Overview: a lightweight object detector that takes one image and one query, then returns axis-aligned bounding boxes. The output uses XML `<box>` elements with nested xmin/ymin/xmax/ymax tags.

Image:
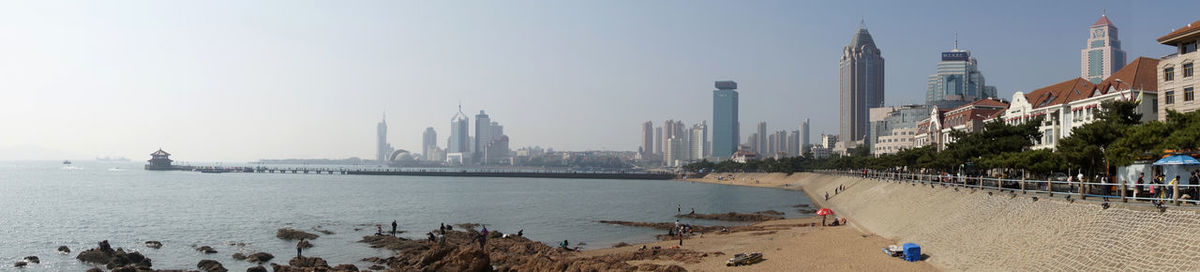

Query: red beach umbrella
<box><xmin>815</xmin><ymin>208</ymin><xmax>833</xmax><ymax>216</ymax></box>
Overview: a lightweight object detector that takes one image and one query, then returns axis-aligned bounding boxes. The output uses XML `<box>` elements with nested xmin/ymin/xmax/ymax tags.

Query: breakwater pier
<box><xmin>161</xmin><ymin>166</ymin><xmax>677</xmax><ymax>180</ymax></box>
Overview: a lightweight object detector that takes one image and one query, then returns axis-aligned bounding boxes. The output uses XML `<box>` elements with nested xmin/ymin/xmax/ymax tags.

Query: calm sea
<box><xmin>0</xmin><ymin>161</ymin><xmax>810</xmax><ymax>271</ymax></box>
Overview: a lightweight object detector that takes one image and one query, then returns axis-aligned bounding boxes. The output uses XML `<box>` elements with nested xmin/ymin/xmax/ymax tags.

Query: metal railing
<box><xmin>816</xmin><ymin>169</ymin><xmax>1200</xmax><ymax>206</ymax></box>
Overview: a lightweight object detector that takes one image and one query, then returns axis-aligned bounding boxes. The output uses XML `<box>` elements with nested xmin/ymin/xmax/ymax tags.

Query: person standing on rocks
<box><xmin>296</xmin><ymin>239</ymin><xmax>304</xmax><ymax>258</ymax></box>
<box><xmin>479</xmin><ymin>226</ymin><xmax>489</xmax><ymax>248</ymax></box>
<box><xmin>391</xmin><ymin>220</ymin><xmax>398</xmax><ymax>237</ymax></box>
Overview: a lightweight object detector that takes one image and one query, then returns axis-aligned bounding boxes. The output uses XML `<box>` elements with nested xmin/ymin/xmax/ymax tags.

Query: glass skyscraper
<box><xmin>712</xmin><ymin>81</ymin><xmax>739</xmax><ymax>159</ymax></box>
<box><xmin>926</xmin><ymin>40</ymin><xmax>997</xmax><ymax>109</ymax></box>
<box><xmin>1081</xmin><ymin>11</ymin><xmax>1126</xmax><ymax>83</ymax></box>
<box><xmin>840</xmin><ymin>23</ymin><xmax>885</xmax><ymax>145</ymax></box>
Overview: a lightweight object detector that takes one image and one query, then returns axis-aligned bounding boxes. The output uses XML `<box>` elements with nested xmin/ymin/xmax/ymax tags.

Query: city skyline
<box><xmin>1</xmin><ymin>1</ymin><xmax>1197</xmax><ymax>161</ymax></box>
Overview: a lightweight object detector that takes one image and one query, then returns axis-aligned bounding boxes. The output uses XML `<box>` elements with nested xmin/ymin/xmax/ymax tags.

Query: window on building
<box><xmin>1186</xmin><ymin>63</ymin><xmax>1195</xmax><ymax>78</ymax></box>
<box><xmin>1165</xmin><ymin>67</ymin><xmax>1175</xmax><ymax>81</ymax></box>
<box><xmin>1184</xmin><ymin>42</ymin><xmax>1198</xmax><ymax>54</ymax></box>
<box><xmin>1187</xmin><ymin>87</ymin><xmax>1195</xmax><ymax>102</ymax></box>
<box><xmin>1167</xmin><ymin>90</ymin><xmax>1176</xmax><ymax>104</ymax></box>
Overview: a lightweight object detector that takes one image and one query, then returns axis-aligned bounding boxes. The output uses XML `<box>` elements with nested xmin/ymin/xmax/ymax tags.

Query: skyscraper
<box><xmin>787</xmin><ymin>130</ymin><xmax>800</xmax><ymax>156</ymax></box>
<box><xmin>640</xmin><ymin>121</ymin><xmax>654</xmax><ymax>156</ymax></box>
<box><xmin>474</xmin><ymin>110</ymin><xmax>492</xmax><ymax>160</ymax></box>
<box><xmin>448</xmin><ymin>106</ymin><xmax>470</xmax><ymax>154</ymax></box>
<box><xmin>689</xmin><ymin>121</ymin><xmax>708</xmax><ymax>161</ymax></box>
<box><xmin>712</xmin><ymin>81</ymin><xmax>739</xmax><ymax>159</ymax></box>
<box><xmin>926</xmin><ymin>35</ymin><xmax>997</xmax><ymax>109</ymax></box>
<box><xmin>840</xmin><ymin>21</ymin><xmax>885</xmax><ymax>145</ymax></box>
<box><xmin>800</xmin><ymin>119</ymin><xmax>810</xmax><ymax>155</ymax></box>
<box><xmin>376</xmin><ymin>115</ymin><xmax>391</xmax><ymax>163</ymax></box>
<box><xmin>422</xmin><ymin>127</ymin><xmax>438</xmax><ymax>161</ymax></box>
<box><xmin>756</xmin><ymin>122</ymin><xmax>767</xmax><ymax>154</ymax></box>
<box><xmin>654</xmin><ymin>127</ymin><xmax>663</xmax><ymax>155</ymax></box>
<box><xmin>1081</xmin><ymin>10</ymin><xmax>1126</xmax><ymax>83</ymax></box>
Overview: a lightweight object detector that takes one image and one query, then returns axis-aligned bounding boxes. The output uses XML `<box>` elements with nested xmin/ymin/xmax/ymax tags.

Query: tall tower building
<box><xmin>448</xmin><ymin>105</ymin><xmax>470</xmax><ymax>154</ymax></box>
<box><xmin>712</xmin><ymin>81</ymin><xmax>739</xmax><ymax>159</ymax></box>
<box><xmin>756</xmin><ymin>122</ymin><xmax>767</xmax><ymax>154</ymax></box>
<box><xmin>689</xmin><ymin>121</ymin><xmax>708</xmax><ymax>161</ymax></box>
<box><xmin>640</xmin><ymin>121</ymin><xmax>655</xmax><ymax>156</ymax></box>
<box><xmin>654</xmin><ymin>127</ymin><xmax>663</xmax><ymax>155</ymax></box>
<box><xmin>800</xmin><ymin>119</ymin><xmax>810</xmax><ymax>155</ymax></box>
<box><xmin>422</xmin><ymin>127</ymin><xmax>438</xmax><ymax>160</ymax></box>
<box><xmin>1081</xmin><ymin>10</ymin><xmax>1126</xmax><ymax>83</ymax></box>
<box><xmin>840</xmin><ymin>21</ymin><xmax>885</xmax><ymax>145</ymax></box>
<box><xmin>377</xmin><ymin>115</ymin><xmax>390</xmax><ymax>163</ymax></box>
<box><xmin>474</xmin><ymin>110</ymin><xmax>492</xmax><ymax>160</ymax></box>
<box><xmin>927</xmin><ymin>35</ymin><xmax>997</xmax><ymax>109</ymax></box>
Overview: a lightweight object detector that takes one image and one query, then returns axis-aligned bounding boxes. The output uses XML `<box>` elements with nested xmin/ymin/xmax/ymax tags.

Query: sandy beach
<box><xmin>573</xmin><ymin>172</ymin><xmax>938</xmax><ymax>272</ymax></box>
<box><xmin>580</xmin><ymin>217</ymin><xmax>936</xmax><ymax>271</ymax></box>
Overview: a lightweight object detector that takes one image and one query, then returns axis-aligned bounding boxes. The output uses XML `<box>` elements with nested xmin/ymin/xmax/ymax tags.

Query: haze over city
<box><xmin>1</xmin><ymin>0</ymin><xmax>1196</xmax><ymax>161</ymax></box>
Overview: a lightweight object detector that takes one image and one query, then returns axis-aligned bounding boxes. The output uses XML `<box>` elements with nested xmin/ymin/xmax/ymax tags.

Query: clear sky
<box><xmin>0</xmin><ymin>0</ymin><xmax>1196</xmax><ymax>161</ymax></box>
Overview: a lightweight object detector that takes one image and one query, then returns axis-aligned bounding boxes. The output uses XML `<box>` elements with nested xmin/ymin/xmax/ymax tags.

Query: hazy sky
<box><xmin>1</xmin><ymin>0</ymin><xmax>1196</xmax><ymax>161</ymax></box>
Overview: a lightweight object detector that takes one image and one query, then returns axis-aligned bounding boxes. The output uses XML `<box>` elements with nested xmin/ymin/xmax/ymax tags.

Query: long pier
<box><xmin>161</xmin><ymin>166</ymin><xmax>677</xmax><ymax>180</ymax></box>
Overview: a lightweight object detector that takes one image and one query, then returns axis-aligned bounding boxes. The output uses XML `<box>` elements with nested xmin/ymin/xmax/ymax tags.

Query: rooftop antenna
<box><xmin>1102</xmin><ymin>8</ymin><xmax>1106</xmax><ymax>17</ymax></box>
<box><xmin>860</xmin><ymin>18</ymin><xmax>865</xmax><ymax>28</ymax></box>
<box><xmin>954</xmin><ymin>32</ymin><xmax>958</xmax><ymax>50</ymax></box>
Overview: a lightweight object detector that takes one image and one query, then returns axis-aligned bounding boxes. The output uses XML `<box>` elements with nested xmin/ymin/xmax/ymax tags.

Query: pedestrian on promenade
<box><xmin>1135</xmin><ymin>173</ymin><xmax>1144</xmax><ymax>199</ymax></box>
<box><xmin>391</xmin><ymin>220</ymin><xmax>398</xmax><ymax>237</ymax></box>
<box><xmin>1171</xmin><ymin>176</ymin><xmax>1180</xmax><ymax>200</ymax></box>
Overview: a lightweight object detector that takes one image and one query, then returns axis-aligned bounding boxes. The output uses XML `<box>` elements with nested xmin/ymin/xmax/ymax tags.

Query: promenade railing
<box><xmin>815</xmin><ymin>169</ymin><xmax>1200</xmax><ymax>206</ymax></box>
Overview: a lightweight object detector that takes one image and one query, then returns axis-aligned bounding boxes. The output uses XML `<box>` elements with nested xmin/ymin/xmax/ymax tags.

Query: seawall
<box><xmin>797</xmin><ymin>173</ymin><xmax>1200</xmax><ymax>271</ymax></box>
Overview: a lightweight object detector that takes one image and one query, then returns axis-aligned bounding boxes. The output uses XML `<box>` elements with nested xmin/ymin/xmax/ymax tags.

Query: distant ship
<box><xmin>62</xmin><ymin>160</ymin><xmax>71</xmax><ymax>165</ymax></box>
<box><xmin>96</xmin><ymin>156</ymin><xmax>131</xmax><ymax>162</ymax></box>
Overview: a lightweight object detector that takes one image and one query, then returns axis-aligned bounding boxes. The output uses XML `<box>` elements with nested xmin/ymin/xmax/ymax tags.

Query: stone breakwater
<box><xmin>798</xmin><ymin>173</ymin><xmax>1200</xmax><ymax>271</ymax></box>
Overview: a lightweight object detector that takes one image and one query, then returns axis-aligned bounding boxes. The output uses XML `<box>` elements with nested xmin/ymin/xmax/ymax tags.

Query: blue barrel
<box><xmin>903</xmin><ymin>243</ymin><xmax>921</xmax><ymax>262</ymax></box>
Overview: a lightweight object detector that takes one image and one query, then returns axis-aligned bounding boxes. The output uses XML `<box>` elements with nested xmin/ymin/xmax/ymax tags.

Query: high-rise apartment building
<box><xmin>840</xmin><ymin>22</ymin><xmax>885</xmax><ymax>145</ymax></box>
<box><xmin>640</xmin><ymin>121</ymin><xmax>655</xmax><ymax>156</ymax></box>
<box><xmin>756</xmin><ymin>122</ymin><xmax>767</xmax><ymax>154</ymax></box>
<box><xmin>787</xmin><ymin>130</ymin><xmax>800</xmax><ymax>156</ymax></box>
<box><xmin>654</xmin><ymin>127</ymin><xmax>663</xmax><ymax>155</ymax></box>
<box><xmin>927</xmin><ymin>37</ymin><xmax>997</xmax><ymax>109</ymax></box>
<box><xmin>1082</xmin><ymin>11</ymin><xmax>1127</xmax><ymax>83</ymax></box>
<box><xmin>474</xmin><ymin>110</ymin><xmax>492</xmax><ymax>160</ymax></box>
<box><xmin>712</xmin><ymin>81</ymin><xmax>740</xmax><ymax>159</ymax></box>
<box><xmin>689</xmin><ymin>122</ymin><xmax>708</xmax><ymax>161</ymax></box>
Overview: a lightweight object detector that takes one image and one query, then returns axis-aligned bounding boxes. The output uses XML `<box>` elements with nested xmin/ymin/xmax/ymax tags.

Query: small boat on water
<box><xmin>62</xmin><ymin>160</ymin><xmax>71</xmax><ymax>165</ymax></box>
<box><xmin>726</xmin><ymin>252</ymin><xmax>763</xmax><ymax>266</ymax></box>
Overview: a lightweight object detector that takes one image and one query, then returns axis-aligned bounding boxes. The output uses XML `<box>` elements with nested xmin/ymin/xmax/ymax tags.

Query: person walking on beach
<box><xmin>296</xmin><ymin>239</ymin><xmax>304</xmax><ymax>258</ymax></box>
<box><xmin>391</xmin><ymin>220</ymin><xmax>398</xmax><ymax>237</ymax></box>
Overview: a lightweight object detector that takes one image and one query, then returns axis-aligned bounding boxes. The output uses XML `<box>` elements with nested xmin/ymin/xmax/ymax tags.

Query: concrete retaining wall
<box><xmin>797</xmin><ymin>173</ymin><xmax>1200</xmax><ymax>271</ymax></box>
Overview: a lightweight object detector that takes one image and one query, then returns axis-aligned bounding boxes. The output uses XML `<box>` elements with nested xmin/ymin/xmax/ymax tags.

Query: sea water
<box><xmin>0</xmin><ymin>161</ymin><xmax>810</xmax><ymax>271</ymax></box>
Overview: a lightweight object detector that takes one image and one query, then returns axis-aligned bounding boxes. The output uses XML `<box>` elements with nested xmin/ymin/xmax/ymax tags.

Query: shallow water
<box><xmin>0</xmin><ymin>161</ymin><xmax>810</xmax><ymax>271</ymax></box>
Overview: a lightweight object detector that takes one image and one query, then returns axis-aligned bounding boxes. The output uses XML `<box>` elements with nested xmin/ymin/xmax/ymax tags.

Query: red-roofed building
<box><xmin>1003</xmin><ymin>57</ymin><xmax>1159</xmax><ymax>150</ymax></box>
<box><xmin>913</xmin><ymin>99</ymin><xmax>1009</xmax><ymax>151</ymax></box>
<box><xmin>1157</xmin><ymin>19</ymin><xmax>1200</xmax><ymax>121</ymax></box>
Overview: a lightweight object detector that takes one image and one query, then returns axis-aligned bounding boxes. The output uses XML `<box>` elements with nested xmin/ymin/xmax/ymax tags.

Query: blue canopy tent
<box><xmin>1154</xmin><ymin>155</ymin><xmax>1200</xmax><ymax>166</ymax></box>
<box><xmin>1153</xmin><ymin>155</ymin><xmax>1200</xmax><ymax>185</ymax></box>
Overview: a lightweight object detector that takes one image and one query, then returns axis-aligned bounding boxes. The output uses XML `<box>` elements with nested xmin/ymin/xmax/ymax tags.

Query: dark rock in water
<box><xmin>13</xmin><ymin>261</ymin><xmax>27</xmax><ymax>267</ymax></box>
<box><xmin>754</xmin><ymin>210</ymin><xmax>785</xmax><ymax>216</ymax></box>
<box><xmin>288</xmin><ymin>256</ymin><xmax>330</xmax><ymax>268</ymax></box>
<box><xmin>454</xmin><ymin>223</ymin><xmax>482</xmax><ymax>231</ymax></box>
<box><xmin>368</xmin><ymin>264</ymin><xmax>385</xmax><ymax>270</ymax></box>
<box><xmin>245</xmin><ymin>252</ymin><xmax>274</xmax><ymax>263</ymax></box>
<box><xmin>196</xmin><ymin>245</ymin><xmax>218</xmax><ymax>254</ymax></box>
<box><xmin>231</xmin><ymin>253</ymin><xmax>247</xmax><ymax>260</ymax></box>
<box><xmin>111</xmin><ymin>266</ymin><xmax>137</xmax><ymax>272</ymax></box>
<box><xmin>297</xmin><ymin>240</ymin><xmax>314</xmax><ymax>248</ymax></box>
<box><xmin>332</xmin><ymin>264</ymin><xmax>359</xmax><ymax>271</ymax></box>
<box><xmin>197</xmin><ymin>259</ymin><xmax>227</xmax><ymax>272</ymax></box>
<box><xmin>144</xmin><ymin>241</ymin><xmax>163</xmax><ymax>249</ymax></box>
<box><xmin>276</xmin><ymin>228</ymin><xmax>319</xmax><ymax>240</ymax></box>
<box><xmin>57</xmin><ymin>246</ymin><xmax>71</xmax><ymax>254</ymax></box>
<box><xmin>23</xmin><ymin>256</ymin><xmax>39</xmax><ymax>264</ymax></box>
<box><xmin>246</xmin><ymin>265</ymin><xmax>268</xmax><ymax>272</ymax></box>
<box><xmin>76</xmin><ymin>248</ymin><xmax>112</xmax><ymax>264</ymax></box>
<box><xmin>359</xmin><ymin>235</ymin><xmax>427</xmax><ymax>252</ymax></box>
<box><xmin>676</xmin><ymin>211</ymin><xmax>784</xmax><ymax>221</ymax></box>
<box><xmin>86</xmin><ymin>268</ymin><xmax>103</xmax><ymax>272</ymax></box>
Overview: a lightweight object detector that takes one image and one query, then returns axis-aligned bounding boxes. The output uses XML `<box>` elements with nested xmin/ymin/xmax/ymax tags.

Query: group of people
<box><xmin>824</xmin><ymin>184</ymin><xmax>847</xmax><ymax>201</ymax></box>
<box><xmin>1131</xmin><ymin>171</ymin><xmax>1200</xmax><ymax>203</ymax></box>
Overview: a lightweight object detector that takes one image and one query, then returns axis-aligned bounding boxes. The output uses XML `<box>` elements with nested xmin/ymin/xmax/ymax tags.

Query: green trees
<box><xmin>1055</xmin><ymin>100</ymin><xmax>1142</xmax><ymax>178</ymax></box>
